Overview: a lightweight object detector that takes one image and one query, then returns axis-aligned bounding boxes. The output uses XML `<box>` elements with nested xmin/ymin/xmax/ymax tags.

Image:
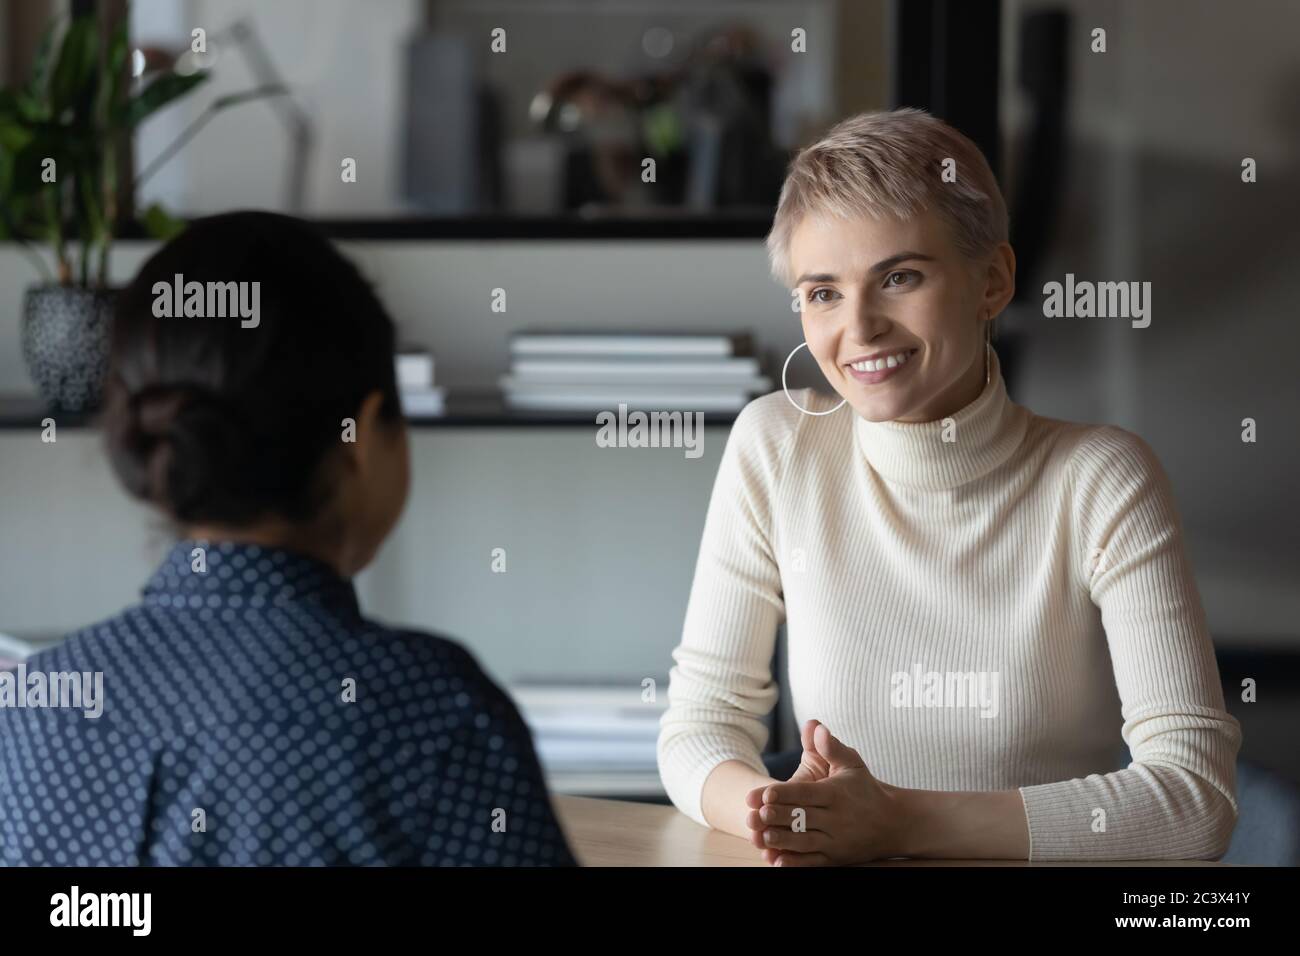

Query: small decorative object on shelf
<box><xmin>395</xmin><ymin>347</ymin><xmax>445</xmax><ymax>416</ymax></box>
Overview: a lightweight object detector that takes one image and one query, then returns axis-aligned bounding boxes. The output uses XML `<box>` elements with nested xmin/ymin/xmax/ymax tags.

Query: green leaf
<box><xmin>97</xmin><ymin>19</ymin><xmax>130</xmax><ymax>126</ymax></box>
<box><xmin>77</xmin><ymin>159</ymin><xmax>104</xmax><ymax>234</ymax></box>
<box><xmin>6</xmin><ymin>129</ymin><xmax>65</xmax><ymax>200</ymax></box>
<box><xmin>16</xmin><ymin>91</ymin><xmax>49</xmax><ymax>123</ymax></box>
<box><xmin>26</xmin><ymin>18</ymin><xmax>61</xmax><ymax>103</ymax></box>
<box><xmin>0</xmin><ymin>120</ymin><xmax>35</xmax><ymax>153</ymax></box>
<box><xmin>48</xmin><ymin>18</ymin><xmax>99</xmax><ymax>115</ymax></box>
<box><xmin>116</xmin><ymin>71</ymin><xmax>208</xmax><ymax>129</ymax></box>
<box><xmin>0</xmin><ymin>160</ymin><xmax>56</xmax><ymax>241</ymax></box>
<box><xmin>0</xmin><ymin>89</ymin><xmax>47</xmax><ymax>124</ymax></box>
<box><xmin>139</xmin><ymin>202</ymin><xmax>188</xmax><ymax>240</ymax></box>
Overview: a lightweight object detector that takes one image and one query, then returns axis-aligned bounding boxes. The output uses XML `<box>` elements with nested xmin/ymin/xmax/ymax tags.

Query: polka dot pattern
<box><xmin>0</xmin><ymin>541</ymin><xmax>576</xmax><ymax>866</ymax></box>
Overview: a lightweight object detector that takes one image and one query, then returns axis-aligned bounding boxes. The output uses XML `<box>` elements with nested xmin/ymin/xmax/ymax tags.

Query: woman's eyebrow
<box><xmin>794</xmin><ymin>252</ymin><xmax>936</xmax><ymax>286</ymax></box>
<box><xmin>869</xmin><ymin>251</ymin><xmax>936</xmax><ymax>274</ymax></box>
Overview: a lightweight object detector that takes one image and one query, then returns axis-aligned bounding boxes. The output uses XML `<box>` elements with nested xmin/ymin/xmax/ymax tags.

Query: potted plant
<box><xmin>0</xmin><ymin>13</ymin><xmax>277</xmax><ymax>411</ymax></box>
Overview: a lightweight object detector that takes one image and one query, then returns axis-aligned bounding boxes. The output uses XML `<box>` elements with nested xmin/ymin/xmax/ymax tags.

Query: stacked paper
<box><xmin>501</xmin><ymin>331</ymin><xmax>771</xmax><ymax>413</ymax></box>
<box><xmin>510</xmin><ymin>682</ymin><xmax>668</xmax><ymax>795</ymax></box>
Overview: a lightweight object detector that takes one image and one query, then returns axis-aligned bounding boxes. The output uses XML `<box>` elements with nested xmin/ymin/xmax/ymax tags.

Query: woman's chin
<box><xmin>844</xmin><ymin>393</ymin><xmax>912</xmax><ymax>423</ymax></box>
<box><xmin>852</xmin><ymin>406</ymin><xmax>901</xmax><ymax>423</ymax></box>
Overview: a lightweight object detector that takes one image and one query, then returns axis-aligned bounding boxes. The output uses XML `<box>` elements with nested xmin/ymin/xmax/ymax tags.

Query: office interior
<box><xmin>1</xmin><ymin>0</ymin><xmax>1297</xmax><ymax>865</ymax></box>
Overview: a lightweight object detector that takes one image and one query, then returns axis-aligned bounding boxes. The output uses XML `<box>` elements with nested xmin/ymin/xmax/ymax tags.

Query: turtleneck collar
<box><xmin>852</xmin><ymin>347</ymin><xmax>1029</xmax><ymax>490</ymax></box>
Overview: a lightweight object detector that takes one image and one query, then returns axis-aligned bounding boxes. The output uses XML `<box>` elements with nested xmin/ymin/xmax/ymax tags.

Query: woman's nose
<box><xmin>847</xmin><ymin>292</ymin><xmax>888</xmax><ymax>340</ymax></box>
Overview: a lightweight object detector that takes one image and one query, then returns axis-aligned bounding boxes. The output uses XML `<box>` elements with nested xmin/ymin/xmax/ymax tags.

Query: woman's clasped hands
<box><xmin>745</xmin><ymin>719</ymin><xmax>909</xmax><ymax>866</ymax></box>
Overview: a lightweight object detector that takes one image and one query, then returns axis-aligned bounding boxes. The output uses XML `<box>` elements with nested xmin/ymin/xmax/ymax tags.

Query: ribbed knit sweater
<box><xmin>658</xmin><ymin>349</ymin><xmax>1241</xmax><ymax>861</ymax></box>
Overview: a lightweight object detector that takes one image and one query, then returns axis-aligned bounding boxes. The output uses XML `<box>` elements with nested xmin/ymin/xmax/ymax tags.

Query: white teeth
<box><xmin>851</xmin><ymin>350</ymin><xmax>912</xmax><ymax>373</ymax></box>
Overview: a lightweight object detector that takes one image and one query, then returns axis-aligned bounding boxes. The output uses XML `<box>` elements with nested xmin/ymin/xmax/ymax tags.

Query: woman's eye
<box><xmin>885</xmin><ymin>271</ymin><xmax>917</xmax><ymax>288</ymax></box>
<box><xmin>807</xmin><ymin>288</ymin><xmax>838</xmax><ymax>303</ymax></box>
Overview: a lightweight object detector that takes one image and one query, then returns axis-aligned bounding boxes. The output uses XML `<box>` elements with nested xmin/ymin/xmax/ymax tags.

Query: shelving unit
<box><xmin>0</xmin><ymin>390</ymin><xmax>742</xmax><ymax>430</ymax></box>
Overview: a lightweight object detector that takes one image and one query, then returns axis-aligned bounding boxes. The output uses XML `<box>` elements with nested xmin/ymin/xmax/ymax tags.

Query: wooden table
<box><xmin>553</xmin><ymin>796</ymin><xmax>1228</xmax><ymax>867</ymax></box>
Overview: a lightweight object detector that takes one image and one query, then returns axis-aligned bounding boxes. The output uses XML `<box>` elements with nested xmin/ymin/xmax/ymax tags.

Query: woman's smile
<box><xmin>843</xmin><ymin>347</ymin><xmax>919</xmax><ymax>385</ymax></box>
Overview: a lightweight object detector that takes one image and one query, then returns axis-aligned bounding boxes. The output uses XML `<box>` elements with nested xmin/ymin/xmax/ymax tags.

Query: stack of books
<box><xmin>395</xmin><ymin>349</ymin><xmax>445</xmax><ymax>416</ymax></box>
<box><xmin>510</xmin><ymin>682</ymin><xmax>668</xmax><ymax>797</ymax></box>
<box><xmin>500</xmin><ymin>331</ymin><xmax>772</xmax><ymax>413</ymax></box>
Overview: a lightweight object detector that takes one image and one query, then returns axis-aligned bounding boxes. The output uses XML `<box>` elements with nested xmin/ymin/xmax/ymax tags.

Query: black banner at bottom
<box><xmin>0</xmin><ymin>864</ymin><xmax>1284</xmax><ymax>941</ymax></box>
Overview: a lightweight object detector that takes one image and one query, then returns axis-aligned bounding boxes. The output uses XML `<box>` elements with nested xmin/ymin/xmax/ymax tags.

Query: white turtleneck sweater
<box><xmin>658</xmin><ymin>350</ymin><xmax>1241</xmax><ymax>861</ymax></box>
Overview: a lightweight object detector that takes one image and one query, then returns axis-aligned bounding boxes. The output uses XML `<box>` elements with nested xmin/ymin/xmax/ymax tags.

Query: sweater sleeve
<box><xmin>1018</xmin><ymin>426</ymin><xmax>1242</xmax><ymax>861</ymax></box>
<box><xmin>657</xmin><ymin>396</ymin><xmax>794</xmax><ymax>826</ymax></box>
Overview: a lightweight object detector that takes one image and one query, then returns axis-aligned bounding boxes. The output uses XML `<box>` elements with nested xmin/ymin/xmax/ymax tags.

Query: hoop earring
<box><xmin>983</xmin><ymin>314</ymin><xmax>993</xmax><ymax>388</ymax></box>
<box><xmin>781</xmin><ymin>341</ymin><xmax>846</xmax><ymax>416</ymax></box>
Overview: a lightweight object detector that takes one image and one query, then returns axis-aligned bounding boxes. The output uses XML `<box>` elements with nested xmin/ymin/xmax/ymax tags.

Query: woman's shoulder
<box><xmin>728</xmin><ymin>387</ymin><xmax>844</xmax><ymax>448</ymax></box>
<box><xmin>720</xmin><ymin>388</ymin><xmax>843</xmax><ymax>483</ymax></box>
<box><xmin>1022</xmin><ymin>411</ymin><xmax>1169</xmax><ymax>495</ymax></box>
<box><xmin>733</xmin><ymin>387</ymin><xmax>818</xmax><ymax>427</ymax></box>
<box><xmin>1033</xmin><ymin>412</ymin><xmax>1159</xmax><ymax>462</ymax></box>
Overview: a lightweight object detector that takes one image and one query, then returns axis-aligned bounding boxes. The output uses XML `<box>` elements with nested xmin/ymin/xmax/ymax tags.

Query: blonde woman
<box><xmin>657</xmin><ymin>109</ymin><xmax>1240</xmax><ymax>865</ymax></box>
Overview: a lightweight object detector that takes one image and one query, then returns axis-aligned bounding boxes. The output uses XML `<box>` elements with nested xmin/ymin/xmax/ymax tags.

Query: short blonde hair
<box><xmin>766</xmin><ymin>108</ymin><xmax>1009</xmax><ymax>287</ymax></box>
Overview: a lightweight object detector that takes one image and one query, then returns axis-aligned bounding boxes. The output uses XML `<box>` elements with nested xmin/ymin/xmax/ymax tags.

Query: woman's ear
<box><xmin>982</xmin><ymin>242</ymin><xmax>1017</xmax><ymax>319</ymax></box>
<box><xmin>339</xmin><ymin>390</ymin><xmax>388</xmax><ymax>476</ymax></box>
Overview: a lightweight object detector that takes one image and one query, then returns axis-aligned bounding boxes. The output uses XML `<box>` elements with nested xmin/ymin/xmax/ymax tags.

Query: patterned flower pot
<box><xmin>21</xmin><ymin>284</ymin><xmax>117</xmax><ymax>413</ymax></box>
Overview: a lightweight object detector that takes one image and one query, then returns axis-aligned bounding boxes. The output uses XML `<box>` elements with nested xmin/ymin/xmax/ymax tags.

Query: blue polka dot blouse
<box><xmin>0</xmin><ymin>540</ymin><xmax>577</xmax><ymax>866</ymax></box>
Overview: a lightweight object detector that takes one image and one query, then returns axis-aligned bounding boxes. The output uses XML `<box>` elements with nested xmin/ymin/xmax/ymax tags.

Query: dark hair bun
<box><xmin>123</xmin><ymin>386</ymin><xmax>252</xmax><ymax>524</ymax></box>
<box><xmin>102</xmin><ymin>211</ymin><xmax>401</xmax><ymax>528</ymax></box>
